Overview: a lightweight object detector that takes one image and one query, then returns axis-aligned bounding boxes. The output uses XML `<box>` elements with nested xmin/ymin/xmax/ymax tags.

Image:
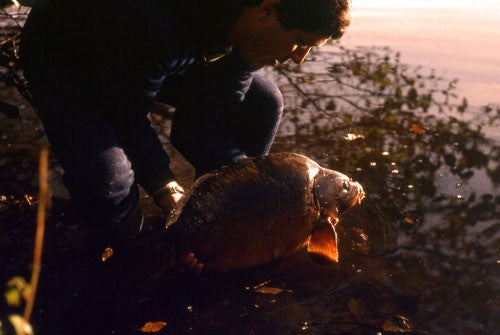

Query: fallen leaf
<box><xmin>410</xmin><ymin>123</ymin><xmax>426</xmax><ymax>134</ymax></box>
<box><xmin>252</xmin><ymin>280</ymin><xmax>271</xmax><ymax>290</ymax></box>
<box><xmin>404</xmin><ymin>217</ymin><xmax>415</xmax><ymax>224</ymax></box>
<box><xmin>255</xmin><ymin>286</ymin><xmax>285</xmax><ymax>295</ymax></box>
<box><xmin>139</xmin><ymin>321</ymin><xmax>167</xmax><ymax>333</ymax></box>
<box><xmin>344</xmin><ymin>133</ymin><xmax>365</xmax><ymax>141</ymax></box>
<box><xmin>101</xmin><ymin>247</ymin><xmax>114</xmax><ymax>262</ymax></box>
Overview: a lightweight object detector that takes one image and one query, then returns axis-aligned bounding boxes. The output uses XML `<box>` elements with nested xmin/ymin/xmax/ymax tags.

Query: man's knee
<box><xmin>64</xmin><ymin>147</ymin><xmax>137</xmax><ymax>221</ymax></box>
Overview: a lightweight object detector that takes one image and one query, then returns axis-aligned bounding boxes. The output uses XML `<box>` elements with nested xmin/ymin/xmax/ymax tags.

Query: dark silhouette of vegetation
<box><xmin>0</xmin><ymin>5</ymin><xmax>30</xmax><ymax>118</ymax></box>
<box><xmin>265</xmin><ymin>44</ymin><xmax>500</xmax><ymax>334</ymax></box>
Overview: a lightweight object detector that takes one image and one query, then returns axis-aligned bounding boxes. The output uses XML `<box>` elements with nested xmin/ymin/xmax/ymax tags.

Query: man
<box><xmin>20</xmin><ymin>0</ymin><xmax>351</xmax><ymax>268</ymax></box>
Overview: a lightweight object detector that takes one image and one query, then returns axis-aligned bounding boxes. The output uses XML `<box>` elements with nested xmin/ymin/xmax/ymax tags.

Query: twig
<box><xmin>23</xmin><ymin>146</ymin><xmax>49</xmax><ymax>322</ymax></box>
<box><xmin>275</xmin><ymin>66</ymin><xmax>324</xmax><ymax>112</ymax></box>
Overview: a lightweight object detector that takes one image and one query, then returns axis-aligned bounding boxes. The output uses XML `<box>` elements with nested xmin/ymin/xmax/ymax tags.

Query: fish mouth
<box><xmin>337</xmin><ymin>180</ymin><xmax>365</xmax><ymax>213</ymax></box>
<box><xmin>350</xmin><ymin>181</ymin><xmax>365</xmax><ymax>207</ymax></box>
<box><xmin>342</xmin><ymin>178</ymin><xmax>365</xmax><ymax>210</ymax></box>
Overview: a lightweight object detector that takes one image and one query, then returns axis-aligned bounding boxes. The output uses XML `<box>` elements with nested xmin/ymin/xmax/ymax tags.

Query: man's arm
<box><xmin>158</xmin><ymin>50</ymin><xmax>256</xmax><ymax>174</ymax></box>
<box><xmin>110</xmin><ymin>108</ymin><xmax>184</xmax><ymax>215</ymax></box>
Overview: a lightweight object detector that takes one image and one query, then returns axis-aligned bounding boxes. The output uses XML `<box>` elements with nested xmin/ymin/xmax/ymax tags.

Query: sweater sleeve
<box><xmin>110</xmin><ymin>108</ymin><xmax>175</xmax><ymax>195</ymax></box>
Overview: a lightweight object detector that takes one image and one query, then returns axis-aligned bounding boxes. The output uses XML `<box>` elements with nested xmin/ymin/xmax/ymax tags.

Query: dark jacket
<box><xmin>20</xmin><ymin>0</ymin><xmax>255</xmax><ymax>194</ymax></box>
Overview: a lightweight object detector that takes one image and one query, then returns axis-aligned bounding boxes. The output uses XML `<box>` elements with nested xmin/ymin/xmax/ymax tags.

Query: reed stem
<box><xmin>23</xmin><ymin>146</ymin><xmax>49</xmax><ymax>322</ymax></box>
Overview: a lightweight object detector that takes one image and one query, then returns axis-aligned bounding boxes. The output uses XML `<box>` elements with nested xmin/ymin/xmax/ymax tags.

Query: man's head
<box><xmin>229</xmin><ymin>0</ymin><xmax>351</xmax><ymax>68</ymax></box>
<box><xmin>273</xmin><ymin>0</ymin><xmax>351</xmax><ymax>39</ymax></box>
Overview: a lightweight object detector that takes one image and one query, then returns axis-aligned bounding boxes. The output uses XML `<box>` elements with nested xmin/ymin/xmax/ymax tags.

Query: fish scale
<box><xmin>167</xmin><ymin>155</ymin><xmax>314</xmax><ymax>239</ymax></box>
<box><xmin>162</xmin><ymin>153</ymin><xmax>364</xmax><ymax>271</ymax></box>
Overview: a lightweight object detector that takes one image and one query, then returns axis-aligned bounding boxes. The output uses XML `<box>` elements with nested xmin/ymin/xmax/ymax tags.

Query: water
<box><xmin>1</xmin><ymin>3</ymin><xmax>500</xmax><ymax>335</ymax></box>
<box><xmin>262</xmin><ymin>43</ymin><xmax>500</xmax><ymax>334</ymax></box>
<box><xmin>258</xmin><ymin>3</ymin><xmax>500</xmax><ymax>331</ymax></box>
<box><xmin>342</xmin><ymin>0</ymin><xmax>500</xmax><ymax>107</ymax></box>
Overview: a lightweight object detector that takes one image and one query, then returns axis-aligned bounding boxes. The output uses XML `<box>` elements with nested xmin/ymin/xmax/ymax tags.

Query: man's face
<box><xmin>231</xmin><ymin>1</ymin><xmax>330</xmax><ymax>68</ymax></box>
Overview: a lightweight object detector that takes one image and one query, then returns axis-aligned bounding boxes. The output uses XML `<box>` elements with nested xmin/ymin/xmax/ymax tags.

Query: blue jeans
<box><xmin>27</xmin><ymin>69</ymin><xmax>283</xmax><ymax>230</ymax></box>
<box><xmin>164</xmin><ymin>72</ymin><xmax>283</xmax><ymax>175</ymax></box>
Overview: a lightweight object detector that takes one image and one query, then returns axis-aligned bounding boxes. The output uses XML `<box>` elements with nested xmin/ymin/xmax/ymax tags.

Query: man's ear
<box><xmin>258</xmin><ymin>0</ymin><xmax>279</xmax><ymax>18</ymax></box>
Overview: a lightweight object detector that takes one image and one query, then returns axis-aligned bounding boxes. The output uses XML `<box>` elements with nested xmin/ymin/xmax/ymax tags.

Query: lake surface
<box><xmin>341</xmin><ymin>0</ymin><xmax>500</xmax><ymax>108</ymax></box>
<box><xmin>264</xmin><ymin>39</ymin><xmax>500</xmax><ymax>333</ymax></box>
<box><xmin>262</xmin><ymin>2</ymin><xmax>500</xmax><ymax>333</ymax></box>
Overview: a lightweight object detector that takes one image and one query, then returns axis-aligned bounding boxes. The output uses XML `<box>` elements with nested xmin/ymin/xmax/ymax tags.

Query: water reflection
<box><xmin>264</xmin><ymin>45</ymin><xmax>500</xmax><ymax>334</ymax></box>
<box><xmin>343</xmin><ymin>1</ymin><xmax>500</xmax><ymax>107</ymax></box>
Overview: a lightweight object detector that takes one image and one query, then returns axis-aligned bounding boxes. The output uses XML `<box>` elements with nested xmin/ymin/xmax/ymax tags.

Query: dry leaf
<box><xmin>410</xmin><ymin>123</ymin><xmax>426</xmax><ymax>134</ymax></box>
<box><xmin>255</xmin><ymin>286</ymin><xmax>285</xmax><ymax>295</ymax></box>
<box><xmin>344</xmin><ymin>133</ymin><xmax>365</xmax><ymax>141</ymax></box>
<box><xmin>404</xmin><ymin>217</ymin><xmax>415</xmax><ymax>224</ymax></box>
<box><xmin>101</xmin><ymin>247</ymin><xmax>114</xmax><ymax>262</ymax></box>
<box><xmin>252</xmin><ymin>280</ymin><xmax>271</xmax><ymax>290</ymax></box>
<box><xmin>139</xmin><ymin>321</ymin><xmax>167</xmax><ymax>333</ymax></box>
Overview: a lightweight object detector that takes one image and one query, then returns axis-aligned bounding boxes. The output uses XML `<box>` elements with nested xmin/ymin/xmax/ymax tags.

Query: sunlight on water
<box><xmin>353</xmin><ymin>0</ymin><xmax>500</xmax><ymax>11</ymax></box>
<box><xmin>342</xmin><ymin>0</ymin><xmax>500</xmax><ymax>106</ymax></box>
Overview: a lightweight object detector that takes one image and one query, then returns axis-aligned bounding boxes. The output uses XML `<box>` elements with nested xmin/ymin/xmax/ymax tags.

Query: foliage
<box><xmin>1</xmin><ymin>277</ymin><xmax>33</xmax><ymax>335</ymax></box>
<box><xmin>264</xmin><ymin>44</ymin><xmax>500</xmax><ymax>333</ymax></box>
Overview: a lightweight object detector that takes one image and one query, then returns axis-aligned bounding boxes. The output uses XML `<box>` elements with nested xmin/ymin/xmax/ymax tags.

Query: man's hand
<box><xmin>153</xmin><ymin>181</ymin><xmax>204</xmax><ymax>274</ymax></box>
<box><xmin>153</xmin><ymin>180</ymin><xmax>185</xmax><ymax>217</ymax></box>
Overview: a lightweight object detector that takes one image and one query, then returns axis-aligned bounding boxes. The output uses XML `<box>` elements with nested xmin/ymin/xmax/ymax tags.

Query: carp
<box><xmin>161</xmin><ymin>153</ymin><xmax>365</xmax><ymax>272</ymax></box>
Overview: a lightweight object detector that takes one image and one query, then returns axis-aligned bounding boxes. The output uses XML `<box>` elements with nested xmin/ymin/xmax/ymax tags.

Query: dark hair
<box><xmin>274</xmin><ymin>0</ymin><xmax>351</xmax><ymax>39</ymax></box>
<box><xmin>188</xmin><ymin>0</ymin><xmax>350</xmax><ymax>49</ymax></box>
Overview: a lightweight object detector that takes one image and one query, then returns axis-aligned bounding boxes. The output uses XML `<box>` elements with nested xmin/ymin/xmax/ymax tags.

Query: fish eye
<box><xmin>342</xmin><ymin>180</ymin><xmax>350</xmax><ymax>192</ymax></box>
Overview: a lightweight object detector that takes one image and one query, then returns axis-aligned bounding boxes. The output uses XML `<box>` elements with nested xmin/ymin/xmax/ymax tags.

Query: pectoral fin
<box><xmin>307</xmin><ymin>218</ymin><xmax>339</xmax><ymax>263</ymax></box>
